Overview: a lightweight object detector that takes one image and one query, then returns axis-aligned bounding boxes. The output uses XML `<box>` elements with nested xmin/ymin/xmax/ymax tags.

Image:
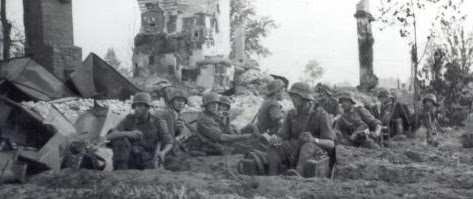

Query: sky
<box><xmin>6</xmin><ymin>0</ymin><xmax>473</xmax><ymax>86</ymax></box>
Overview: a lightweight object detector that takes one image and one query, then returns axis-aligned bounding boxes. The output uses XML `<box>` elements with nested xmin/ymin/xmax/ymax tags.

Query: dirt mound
<box><xmin>2</xmin><ymin>129</ymin><xmax>473</xmax><ymax>198</ymax></box>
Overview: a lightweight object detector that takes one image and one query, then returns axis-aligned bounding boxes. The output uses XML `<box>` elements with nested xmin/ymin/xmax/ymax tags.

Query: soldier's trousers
<box><xmin>267</xmin><ymin>139</ymin><xmax>326</xmax><ymax>175</ymax></box>
<box><xmin>111</xmin><ymin>138</ymin><xmax>156</xmax><ymax>170</ymax></box>
<box><xmin>335</xmin><ymin>130</ymin><xmax>380</xmax><ymax>149</ymax></box>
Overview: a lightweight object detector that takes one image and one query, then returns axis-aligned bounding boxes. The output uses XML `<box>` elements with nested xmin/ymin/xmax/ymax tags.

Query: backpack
<box><xmin>237</xmin><ymin>149</ymin><xmax>268</xmax><ymax>176</ymax></box>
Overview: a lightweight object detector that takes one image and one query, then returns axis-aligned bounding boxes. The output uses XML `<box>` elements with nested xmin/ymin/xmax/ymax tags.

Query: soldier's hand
<box><xmin>129</xmin><ymin>130</ymin><xmax>143</xmax><ymax>140</ymax></box>
<box><xmin>156</xmin><ymin>151</ymin><xmax>165</xmax><ymax>162</ymax></box>
<box><xmin>372</xmin><ymin>125</ymin><xmax>382</xmax><ymax>138</ymax></box>
<box><xmin>269</xmin><ymin>135</ymin><xmax>282</xmax><ymax>146</ymax></box>
<box><xmin>175</xmin><ymin>120</ymin><xmax>185</xmax><ymax>129</ymax></box>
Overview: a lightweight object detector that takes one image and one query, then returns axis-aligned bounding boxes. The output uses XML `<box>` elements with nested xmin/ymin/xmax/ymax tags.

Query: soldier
<box><xmin>375</xmin><ymin>88</ymin><xmax>412</xmax><ymax>139</ymax></box>
<box><xmin>156</xmin><ymin>89</ymin><xmax>191</xmax><ymax>151</ymax></box>
<box><xmin>256</xmin><ymin>79</ymin><xmax>286</xmax><ymax>135</ymax></box>
<box><xmin>106</xmin><ymin>92</ymin><xmax>173</xmax><ymax>170</ymax></box>
<box><xmin>196</xmin><ymin>92</ymin><xmax>261</xmax><ymax>155</ymax></box>
<box><xmin>266</xmin><ymin>82</ymin><xmax>336</xmax><ymax>176</ymax></box>
<box><xmin>335</xmin><ymin>92</ymin><xmax>382</xmax><ymax>149</ymax></box>
<box><xmin>315</xmin><ymin>83</ymin><xmax>341</xmax><ymax>117</ymax></box>
<box><xmin>420</xmin><ymin>93</ymin><xmax>440</xmax><ymax>147</ymax></box>
<box><xmin>218</xmin><ymin>95</ymin><xmax>239</xmax><ymax>135</ymax></box>
<box><xmin>158</xmin><ymin>89</ymin><xmax>189</xmax><ymax>139</ymax></box>
<box><xmin>154</xmin><ymin>80</ymin><xmax>173</xmax><ymax>106</ymax></box>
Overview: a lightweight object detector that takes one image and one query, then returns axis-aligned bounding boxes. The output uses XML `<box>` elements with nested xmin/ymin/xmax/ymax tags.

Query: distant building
<box><xmin>133</xmin><ymin>0</ymin><xmax>233</xmax><ymax>91</ymax></box>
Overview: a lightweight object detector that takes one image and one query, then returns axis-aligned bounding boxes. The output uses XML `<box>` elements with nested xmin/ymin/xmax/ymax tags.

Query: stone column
<box><xmin>355</xmin><ymin>0</ymin><xmax>378</xmax><ymax>91</ymax></box>
<box><xmin>23</xmin><ymin>0</ymin><xmax>82</xmax><ymax>81</ymax></box>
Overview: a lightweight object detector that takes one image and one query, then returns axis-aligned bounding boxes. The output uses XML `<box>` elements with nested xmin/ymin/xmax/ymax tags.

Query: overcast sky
<box><xmin>6</xmin><ymin>0</ymin><xmax>473</xmax><ymax>86</ymax></box>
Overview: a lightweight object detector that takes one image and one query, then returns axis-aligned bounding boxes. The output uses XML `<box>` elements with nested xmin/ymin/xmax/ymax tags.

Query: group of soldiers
<box><xmin>105</xmin><ymin>79</ymin><xmax>442</xmax><ymax>176</ymax></box>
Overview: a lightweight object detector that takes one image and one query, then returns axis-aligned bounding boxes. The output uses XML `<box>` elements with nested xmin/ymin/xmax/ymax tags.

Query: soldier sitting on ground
<box><xmin>334</xmin><ymin>92</ymin><xmax>382</xmax><ymax>149</ymax></box>
<box><xmin>106</xmin><ymin>92</ymin><xmax>173</xmax><ymax>170</ymax></box>
<box><xmin>373</xmin><ymin>89</ymin><xmax>413</xmax><ymax>142</ymax></box>
<box><xmin>218</xmin><ymin>95</ymin><xmax>239</xmax><ymax>135</ymax></box>
<box><xmin>420</xmin><ymin>93</ymin><xmax>441</xmax><ymax>147</ymax></box>
<box><xmin>154</xmin><ymin>80</ymin><xmax>173</xmax><ymax>106</ymax></box>
<box><xmin>195</xmin><ymin>92</ymin><xmax>262</xmax><ymax>155</ymax></box>
<box><xmin>266</xmin><ymin>82</ymin><xmax>336</xmax><ymax>176</ymax></box>
<box><xmin>315</xmin><ymin>83</ymin><xmax>341</xmax><ymax>118</ymax></box>
<box><xmin>156</xmin><ymin>88</ymin><xmax>192</xmax><ymax>154</ymax></box>
<box><xmin>255</xmin><ymin>79</ymin><xmax>286</xmax><ymax>135</ymax></box>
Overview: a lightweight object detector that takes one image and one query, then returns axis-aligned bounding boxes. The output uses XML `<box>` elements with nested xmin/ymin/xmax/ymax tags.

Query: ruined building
<box><xmin>23</xmin><ymin>0</ymin><xmax>82</xmax><ymax>81</ymax></box>
<box><xmin>133</xmin><ymin>0</ymin><xmax>234</xmax><ymax>91</ymax></box>
<box><xmin>355</xmin><ymin>0</ymin><xmax>378</xmax><ymax>91</ymax></box>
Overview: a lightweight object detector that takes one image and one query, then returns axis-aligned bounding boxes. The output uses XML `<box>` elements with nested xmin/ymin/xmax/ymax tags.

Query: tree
<box><xmin>230</xmin><ymin>0</ymin><xmax>277</xmax><ymax>62</ymax></box>
<box><xmin>104</xmin><ymin>48</ymin><xmax>131</xmax><ymax>78</ymax></box>
<box><xmin>377</xmin><ymin>0</ymin><xmax>467</xmax><ymax>125</ymax></box>
<box><xmin>299</xmin><ymin>59</ymin><xmax>324</xmax><ymax>87</ymax></box>
<box><xmin>104</xmin><ymin>48</ymin><xmax>121</xmax><ymax>68</ymax></box>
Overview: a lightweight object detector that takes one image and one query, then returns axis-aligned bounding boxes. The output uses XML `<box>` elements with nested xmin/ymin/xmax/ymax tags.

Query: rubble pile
<box><xmin>235</xmin><ymin>69</ymin><xmax>275</xmax><ymax>96</ymax></box>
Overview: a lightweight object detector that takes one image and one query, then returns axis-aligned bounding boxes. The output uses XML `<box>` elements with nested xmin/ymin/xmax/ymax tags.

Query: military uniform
<box><xmin>267</xmin><ymin>82</ymin><xmax>336</xmax><ymax>175</ymax></box>
<box><xmin>196</xmin><ymin>110</ymin><xmax>264</xmax><ymax>155</ymax></box>
<box><xmin>109</xmin><ymin>114</ymin><xmax>173</xmax><ymax>170</ymax></box>
<box><xmin>336</xmin><ymin>106</ymin><xmax>381</xmax><ymax>149</ymax></box>
<box><xmin>256</xmin><ymin>99</ymin><xmax>284</xmax><ymax>135</ymax></box>
<box><xmin>318</xmin><ymin>97</ymin><xmax>341</xmax><ymax>117</ymax></box>
<box><xmin>272</xmin><ymin>106</ymin><xmax>335</xmax><ymax>171</ymax></box>
<box><xmin>420</xmin><ymin>94</ymin><xmax>440</xmax><ymax>146</ymax></box>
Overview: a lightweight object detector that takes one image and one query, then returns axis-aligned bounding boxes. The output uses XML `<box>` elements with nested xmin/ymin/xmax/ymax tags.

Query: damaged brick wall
<box><xmin>23</xmin><ymin>0</ymin><xmax>82</xmax><ymax>81</ymax></box>
<box><xmin>133</xmin><ymin>0</ymin><xmax>232</xmax><ymax>89</ymax></box>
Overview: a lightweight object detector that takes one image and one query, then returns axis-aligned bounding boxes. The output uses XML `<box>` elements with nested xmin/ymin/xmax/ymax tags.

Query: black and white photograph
<box><xmin>0</xmin><ymin>0</ymin><xmax>473</xmax><ymax>198</ymax></box>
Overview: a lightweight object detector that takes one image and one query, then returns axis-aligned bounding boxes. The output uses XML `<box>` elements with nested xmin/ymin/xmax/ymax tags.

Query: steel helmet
<box><xmin>266</xmin><ymin>79</ymin><xmax>285</xmax><ymax>96</ymax></box>
<box><xmin>338</xmin><ymin>91</ymin><xmax>356</xmax><ymax>105</ymax></box>
<box><xmin>202</xmin><ymin>92</ymin><xmax>220</xmax><ymax>107</ymax></box>
<box><xmin>288</xmin><ymin>82</ymin><xmax>314</xmax><ymax>101</ymax></box>
<box><xmin>132</xmin><ymin>92</ymin><xmax>152</xmax><ymax>107</ymax></box>
<box><xmin>422</xmin><ymin>93</ymin><xmax>438</xmax><ymax>106</ymax></box>
<box><xmin>377</xmin><ymin>88</ymin><xmax>393</xmax><ymax>98</ymax></box>
<box><xmin>169</xmin><ymin>89</ymin><xmax>188</xmax><ymax>104</ymax></box>
<box><xmin>219</xmin><ymin>96</ymin><xmax>232</xmax><ymax>107</ymax></box>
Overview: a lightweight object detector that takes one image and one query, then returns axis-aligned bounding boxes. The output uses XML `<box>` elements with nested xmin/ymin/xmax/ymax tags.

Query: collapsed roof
<box><xmin>70</xmin><ymin>53</ymin><xmax>141</xmax><ymax>100</ymax></box>
<box><xmin>0</xmin><ymin>58</ymin><xmax>76</xmax><ymax>101</ymax></box>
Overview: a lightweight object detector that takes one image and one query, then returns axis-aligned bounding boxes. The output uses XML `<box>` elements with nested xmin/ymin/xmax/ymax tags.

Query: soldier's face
<box><xmin>378</xmin><ymin>96</ymin><xmax>388</xmax><ymax>104</ymax></box>
<box><xmin>206</xmin><ymin>102</ymin><xmax>219</xmax><ymax>114</ymax></box>
<box><xmin>424</xmin><ymin>100</ymin><xmax>434</xmax><ymax>110</ymax></box>
<box><xmin>340</xmin><ymin>99</ymin><xmax>353</xmax><ymax>111</ymax></box>
<box><xmin>218</xmin><ymin>103</ymin><xmax>231</xmax><ymax>116</ymax></box>
<box><xmin>172</xmin><ymin>98</ymin><xmax>186</xmax><ymax>112</ymax></box>
<box><xmin>290</xmin><ymin>94</ymin><xmax>304</xmax><ymax>108</ymax></box>
<box><xmin>275</xmin><ymin>88</ymin><xmax>285</xmax><ymax>100</ymax></box>
<box><xmin>133</xmin><ymin>104</ymin><xmax>150</xmax><ymax>117</ymax></box>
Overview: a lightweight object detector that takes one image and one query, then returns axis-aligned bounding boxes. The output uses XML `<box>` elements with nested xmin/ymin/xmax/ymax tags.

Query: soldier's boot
<box><xmin>267</xmin><ymin>147</ymin><xmax>282</xmax><ymax>176</ymax></box>
<box><xmin>427</xmin><ymin>131</ymin><xmax>439</xmax><ymax>147</ymax></box>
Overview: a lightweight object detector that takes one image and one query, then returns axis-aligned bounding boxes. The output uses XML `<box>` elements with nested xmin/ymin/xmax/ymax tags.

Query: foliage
<box><xmin>104</xmin><ymin>48</ymin><xmax>132</xmax><ymax>78</ymax></box>
<box><xmin>299</xmin><ymin>59</ymin><xmax>324</xmax><ymax>87</ymax></box>
<box><xmin>230</xmin><ymin>0</ymin><xmax>277</xmax><ymax>62</ymax></box>
<box><xmin>377</xmin><ymin>0</ymin><xmax>466</xmax><ymax>43</ymax></box>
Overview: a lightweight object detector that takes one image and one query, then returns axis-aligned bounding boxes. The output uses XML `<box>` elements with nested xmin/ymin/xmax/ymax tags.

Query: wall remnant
<box><xmin>354</xmin><ymin>0</ymin><xmax>378</xmax><ymax>92</ymax></box>
<box><xmin>23</xmin><ymin>0</ymin><xmax>82</xmax><ymax>82</ymax></box>
<box><xmin>133</xmin><ymin>0</ymin><xmax>233</xmax><ymax>91</ymax></box>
